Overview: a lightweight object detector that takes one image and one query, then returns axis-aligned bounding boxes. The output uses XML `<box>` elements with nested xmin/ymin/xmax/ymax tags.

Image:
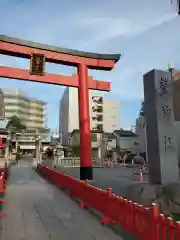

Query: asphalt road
<box><xmin>43</xmin><ymin>159</ymin><xmax>149</xmax><ymax>198</ymax></box>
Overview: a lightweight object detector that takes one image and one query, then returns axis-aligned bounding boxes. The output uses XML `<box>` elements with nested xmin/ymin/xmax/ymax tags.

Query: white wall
<box><xmin>68</xmin><ymin>87</ymin><xmax>79</xmax><ymax>132</ymax></box>
<box><xmin>107</xmin><ymin>138</ymin><xmax>116</xmax><ymax>149</ymax></box>
<box><xmin>103</xmin><ymin>99</ymin><xmax>119</xmax><ymax>132</ymax></box>
<box><xmin>117</xmin><ymin>137</ymin><xmax>138</xmax><ymax>154</ymax></box>
<box><xmin>59</xmin><ymin>88</ymin><xmax>69</xmax><ymax>145</ymax></box>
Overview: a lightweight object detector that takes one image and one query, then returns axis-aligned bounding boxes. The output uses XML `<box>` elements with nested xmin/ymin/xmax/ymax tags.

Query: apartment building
<box><xmin>59</xmin><ymin>87</ymin><xmax>119</xmax><ymax>144</ymax></box>
<box><xmin>2</xmin><ymin>89</ymin><xmax>47</xmax><ymax>130</ymax></box>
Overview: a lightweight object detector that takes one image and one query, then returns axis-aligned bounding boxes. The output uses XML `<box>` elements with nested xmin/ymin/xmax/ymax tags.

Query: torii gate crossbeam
<box><xmin>0</xmin><ymin>35</ymin><xmax>120</xmax><ymax>180</ymax></box>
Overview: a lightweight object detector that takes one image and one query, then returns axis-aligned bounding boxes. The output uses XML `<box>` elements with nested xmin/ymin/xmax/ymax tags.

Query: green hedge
<box><xmin>72</xmin><ymin>133</ymin><xmax>97</xmax><ymax>145</ymax></box>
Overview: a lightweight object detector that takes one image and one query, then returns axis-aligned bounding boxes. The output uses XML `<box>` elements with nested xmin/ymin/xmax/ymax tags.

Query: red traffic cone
<box><xmin>138</xmin><ymin>169</ymin><xmax>143</xmax><ymax>182</ymax></box>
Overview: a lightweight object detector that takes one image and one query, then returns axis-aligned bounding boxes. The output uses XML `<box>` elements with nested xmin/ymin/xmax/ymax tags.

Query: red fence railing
<box><xmin>37</xmin><ymin>164</ymin><xmax>180</xmax><ymax>240</ymax></box>
<box><xmin>0</xmin><ymin>168</ymin><xmax>6</xmax><ymax>217</ymax></box>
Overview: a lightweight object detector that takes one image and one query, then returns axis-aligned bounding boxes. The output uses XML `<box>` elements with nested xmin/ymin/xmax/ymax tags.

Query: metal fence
<box><xmin>47</xmin><ymin>156</ymin><xmax>102</xmax><ymax>167</ymax></box>
<box><xmin>0</xmin><ymin>168</ymin><xmax>6</xmax><ymax>217</ymax></box>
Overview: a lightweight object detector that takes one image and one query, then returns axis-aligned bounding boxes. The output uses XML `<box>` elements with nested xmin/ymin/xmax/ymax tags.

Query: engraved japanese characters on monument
<box><xmin>156</xmin><ymin>75</ymin><xmax>177</xmax><ymax>155</ymax></box>
<box><xmin>158</xmin><ymin>76</ymin><xmax>169</xmax><ymax>96</ymax></box>
<box><xmin>143</xmin><ymin>69</ymin><xmax>179</xmax><ymax>184</ymax></box>
<box><xmin>164</xmin><ymin>135</ymin><xmax>175</xmax><ymax>153</ymax></box>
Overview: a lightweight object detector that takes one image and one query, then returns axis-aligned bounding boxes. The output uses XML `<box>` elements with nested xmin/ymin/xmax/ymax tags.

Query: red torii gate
<box><xmin>0</xmin><ymin>35</ymin><xmax>120</xmax><ymax>180</ymax></box>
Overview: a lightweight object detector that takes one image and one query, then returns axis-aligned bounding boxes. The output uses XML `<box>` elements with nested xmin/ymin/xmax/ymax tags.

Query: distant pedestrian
<box><xmin>16</xmin><ymin>146</ymin><xmax>21</xmax><ymax>167</ymax></box>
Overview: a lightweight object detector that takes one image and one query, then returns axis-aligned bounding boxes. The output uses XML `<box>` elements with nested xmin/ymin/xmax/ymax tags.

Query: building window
<box><xmin>97</xmin><ymin>124</ymin><xmax>103</xmax><ymax>131</ymax></box>
<box><xmin>92</xmin><ymin>96</ymin><xmax>103</xmax><ymax>104</ymax></box>
<box><xmin>97</xmin><ymin>115</ymin><xmax>103</xmax><ymax>121</ymax></box>
<box><xmin>97</xmin><ymin>106</ymin><xmax>103</xmax><ymax>113</ymax></box>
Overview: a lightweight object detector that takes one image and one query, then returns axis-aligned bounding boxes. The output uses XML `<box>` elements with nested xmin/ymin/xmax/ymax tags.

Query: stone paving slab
<box><xmin>0</xmin><ymin>158</ymin><xmax>124</xmax><ymax>240</ymax></box>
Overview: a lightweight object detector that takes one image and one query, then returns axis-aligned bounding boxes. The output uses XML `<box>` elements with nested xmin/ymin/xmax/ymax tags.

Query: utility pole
<box><xmin>171</xmin><ymin>0</ymin><xmax>180</xmax><ymax>14</ymax></box>
<box><xmin>176</xmin><ymin>0</ymin><xmax>180</xmax><ymax>14</ymax></box>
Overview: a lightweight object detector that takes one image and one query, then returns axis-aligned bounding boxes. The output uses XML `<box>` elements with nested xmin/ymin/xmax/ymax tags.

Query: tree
<box><xmin>71</xmin><ymin>145</ymin><xmax>80</xmax><ymax>157</ymax></box>
<box><xmin>71</xmin><ymin>132</ymin><xmax>98</xmax><ymax>157</ymax></box>
<box><xmin>6</xmin><ymin>115</ymin><xmax>26</xmax><ymax>132</ymax></box>
<box><xmin>140</xmin><ymin>101</ymin><xmax>144</xmax><ymax>116</ymax></box>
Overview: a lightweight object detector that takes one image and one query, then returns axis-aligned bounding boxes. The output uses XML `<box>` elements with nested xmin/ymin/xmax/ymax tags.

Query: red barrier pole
<box><xmin>131</xmin><ymin>202</ymin><xmax>136</xmax><ymax>236</ymax></box>
<box><xmin>101</xmin><ymin>188</ymin><xmax>113</xmax><ymax>225</ymax></box>
<box><xmin>127</xmin><ymin>201</ymin><xmax>134</xmax><ymax>233</ymax></box>
<box><xmin>151</xmin><ymin>203</ymin><xmax>158</xmax><ymax>240</ymax></box>
<box><xmin>117</xmin><ymin>197</ymin><xmax>124</xmax><ymax>225</ymax></box>
<box><xmin>133</xmin><ymin>203</ymin><xmax>139</xmax><ymax>236</ymax></box>
<box><xmin>176</xmin><ymin>221</ymin><xmax>180</xmax><ymax>239</ymax></box>
<box><xmin>143</xmin><ymin>208</ymin><xmax>151</xmax><ymax>240</ymax></box>
<box><xmin>167</xmin><ymin>217</ymin><xmax>175</xmax><ymax>240</ymax></box>
<box><xmin>107</xmin><ymin>188</ymin><xmax>112</xmax><ymax>196</ymax></box>
<box><xmin>138</xmin><ymin>205</ymin><xmax>145</xmax><ymax>239</ymax></box>
<box><xmin>78</xmin><ymin>63</ymin><xmax>93</xmax><ymax>180</ymax></box>
<box><xmin>0</xmin><ymin>176</ymin><xmax>3</xmax><ymax>191</ymax></box>
<box><xmin>123</xmin><ymin>199</ymin><xmax>129</xmax><ymax>231</ymax></box>
<box><xmin>1</xmin><ymin>172</ymin><xmax>5</xmax><ymax>185</ymax></box>
<box><xmin>80</xmin><ymin>179</ymin><xmax>88</xmax><ymax>208</ymax></box>
<box><xmin>158</xmin><ymin>214</ymin><xmax>166</xmax><ymax>240</ymax></box>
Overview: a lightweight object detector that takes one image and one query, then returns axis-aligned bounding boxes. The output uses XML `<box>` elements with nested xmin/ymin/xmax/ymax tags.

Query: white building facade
<box><xmin>60</xmin><ymin>87</ymin><xmax>119</xmax><ymax>145</ymax></box>
<box><xmin>2</xmin><ymin>89</ymin><xmax>47</xmax><ymax>130</ymax></box>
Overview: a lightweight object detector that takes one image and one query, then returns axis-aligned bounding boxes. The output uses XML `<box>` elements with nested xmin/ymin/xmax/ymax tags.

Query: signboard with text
<box><xmin>30</xmin><ymin>54</ymin><xmax>45</xmax><ymax>75</ymax></box>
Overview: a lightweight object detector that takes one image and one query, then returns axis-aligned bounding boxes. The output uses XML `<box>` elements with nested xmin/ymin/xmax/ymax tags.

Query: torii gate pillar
<box><xmin>78</xmin><ymin>64</ymin><xmax>92</xmax><ymax>179</ymax></box>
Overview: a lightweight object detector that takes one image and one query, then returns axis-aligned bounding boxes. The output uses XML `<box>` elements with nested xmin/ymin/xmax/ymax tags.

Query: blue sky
<box><xmin>0</xmin><ymin>0</ymin><xmax>180</xmax><ymax>131</ymax></box>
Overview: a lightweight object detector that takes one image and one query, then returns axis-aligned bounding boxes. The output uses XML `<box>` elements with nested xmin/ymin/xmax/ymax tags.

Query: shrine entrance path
<box><xmin>0</xmin><ymin>157</ymin><xmax>123</xmax><ymax>240</ymax></box>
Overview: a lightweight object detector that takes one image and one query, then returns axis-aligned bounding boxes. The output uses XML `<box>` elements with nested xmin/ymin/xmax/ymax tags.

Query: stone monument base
<box><xmin>127</xmin><ymin>182</ymin><xmax>180</xmax><ymax>217</ymax></box>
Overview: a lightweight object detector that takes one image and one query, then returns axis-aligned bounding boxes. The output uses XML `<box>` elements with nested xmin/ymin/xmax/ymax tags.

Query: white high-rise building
<box><xmin>2</xmin><ymin>89</ymin><xmax>47</xmax><ymax>130</ymax></box>
<box><xmin>59</xmin><ymin>87</ymin><xmax>119</xmax><ymax>144</ymax></box>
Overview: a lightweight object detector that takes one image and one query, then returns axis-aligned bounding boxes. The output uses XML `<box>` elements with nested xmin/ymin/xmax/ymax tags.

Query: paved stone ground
<box><xmin>0</xmin><ymin>158</ymin><xmax>124</xmax><ymax>240</ymax></box>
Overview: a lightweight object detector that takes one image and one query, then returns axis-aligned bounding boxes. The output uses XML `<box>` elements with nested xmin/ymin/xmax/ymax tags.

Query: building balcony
<box><xmin>92</xmin><ymin>115</ymin><xmax>103</xmax><ymax>122</ymax></box>
<box><xmin>92</xmin><ymin>105</ymin><xmax>98</xmax><ymax>110</ymax></box>
<box><xmin>92</xmin><ymin>105</ymin><xmax>103</xmax><ymax>113</ymax></box>
<box><xmin>92</xmin><ymin>96</ymin><xmax>103</xmax><ymax>104</ymax></box>
<box><xmin>92</xmin><ymin>123</ymin><xmax>103</xmax><ymax>131</ymax></box>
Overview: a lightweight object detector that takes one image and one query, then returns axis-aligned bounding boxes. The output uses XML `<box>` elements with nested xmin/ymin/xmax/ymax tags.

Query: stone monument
<box><xmin>125</xmin><ymin>69</ymin><xmax>180</xmax><ymax>216</ymax></box>
<box><xmin>143</xmin><ymin>69</ymin><xmax>179</xmax><ymax>184</ymax></box>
